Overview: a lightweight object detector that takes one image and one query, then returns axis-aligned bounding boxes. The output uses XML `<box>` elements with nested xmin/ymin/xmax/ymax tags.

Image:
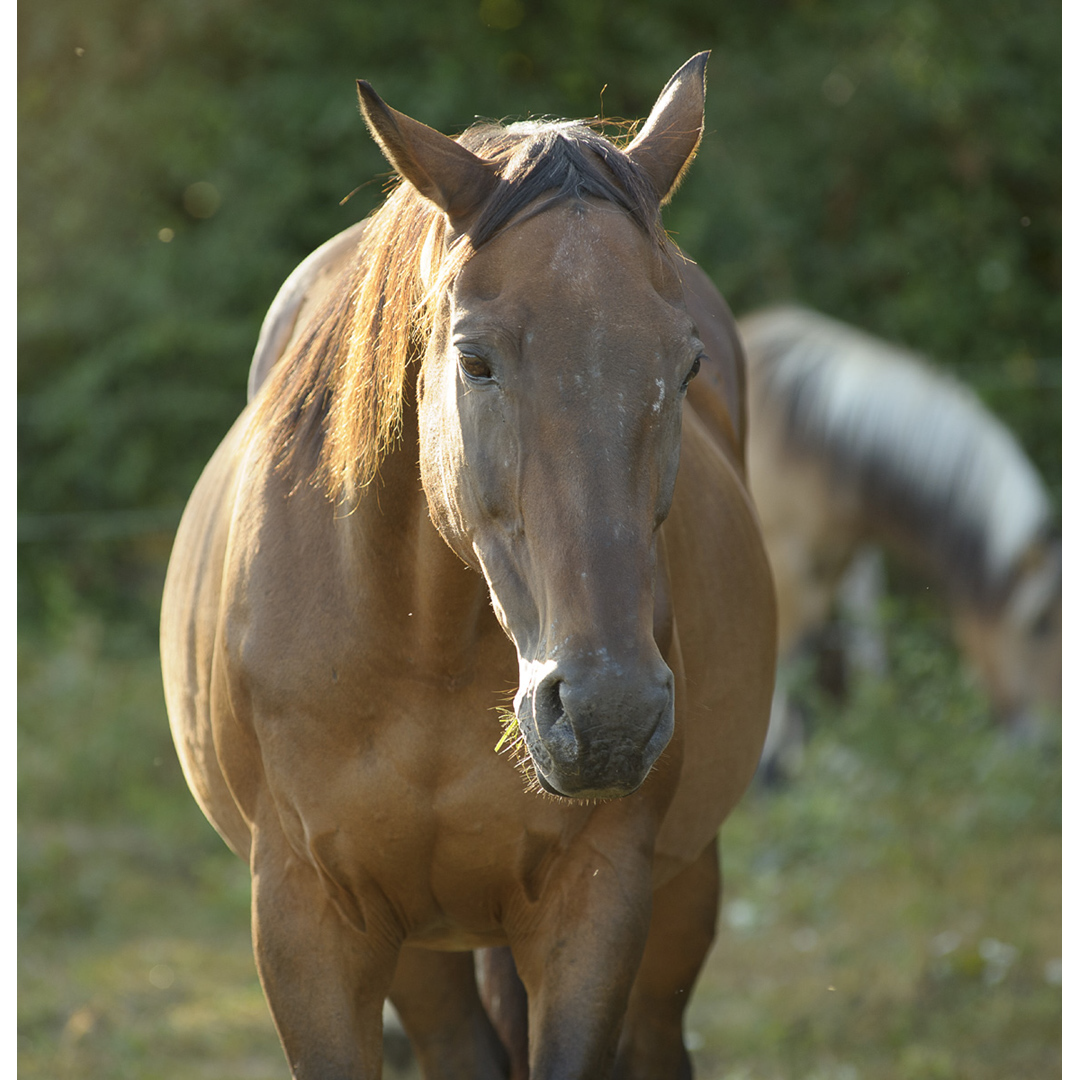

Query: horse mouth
<box><xmin>531</xmin><ymin>763</ymin><xmax>648</xmax><ymax>801</ymax></box>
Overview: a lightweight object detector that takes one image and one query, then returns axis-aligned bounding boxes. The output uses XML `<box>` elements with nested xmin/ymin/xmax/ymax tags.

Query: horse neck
<box><xmin>337</xmin><ymin>389</ymin><xmax>499</xmax><ymax>681</ymax></box>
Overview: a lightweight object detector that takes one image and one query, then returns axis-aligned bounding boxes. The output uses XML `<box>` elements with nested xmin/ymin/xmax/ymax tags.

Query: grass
<box><xmin>17</xmin><ymin>604</ymin><xmax>1061</xmax><ymax>1078</ymax></box>
<box><xmin>17</xmin><ymin>618</ymin><xmax>288</xmax><ymax>1080</ymax></box>
<box><xmin>686</xmin><ymin>606</ymin><xmax>1061</xmax><ymax>1078</ymax></box>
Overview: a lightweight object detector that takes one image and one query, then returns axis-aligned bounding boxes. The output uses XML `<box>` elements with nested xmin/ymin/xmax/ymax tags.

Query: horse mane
<box><xmin>742</xmin><ymin>305</ymin><xmax>1053</xmax><ymax>611</ymax></box>
<box><xmin>253</xmin><ymin>117</ymin><xmax>666</xmax><ymax>504</ymax></box>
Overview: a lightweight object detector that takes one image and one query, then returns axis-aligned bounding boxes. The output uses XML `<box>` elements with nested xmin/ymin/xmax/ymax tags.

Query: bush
<box><xmin>18</xmin><ymin>0</ymin><xmax>1060</xmax><ymax>629</ymax></box>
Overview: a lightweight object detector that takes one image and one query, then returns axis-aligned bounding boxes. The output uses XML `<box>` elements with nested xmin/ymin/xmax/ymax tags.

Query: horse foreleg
<box><xmin>388</xmin><ymin>945</ymin><xmax>510</xmax><ymax>1079</ymax></box>
<box><xmin>476</xmin><ymin>946</ymin><xmax>529</xmax><ymax>1080</ymax></box>
<box><xmin>250</xmin><ymin>829</ymin><xmax>399</xmax><ymax>1079</ymax></box>
<box><xmin>509</xmin><ymin>845</ymin><xmax>654</xmax><ymax>1080</ymax></box>
<box><xmin>613</xmin><ymin>836</ymin><xmax>720</xmax><ymax>1079</ymax></box>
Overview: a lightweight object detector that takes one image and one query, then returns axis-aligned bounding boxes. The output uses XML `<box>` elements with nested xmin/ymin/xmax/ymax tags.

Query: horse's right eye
<box><xmin>458</xmin><ymin>351</ymin><xmax>493</xmax><ymax>381</ymax></box>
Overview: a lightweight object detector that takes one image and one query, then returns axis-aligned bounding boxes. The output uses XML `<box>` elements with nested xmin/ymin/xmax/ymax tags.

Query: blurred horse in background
<box><xmin>162</xmin><ymin>54</ymin><xmax>776</xmax><ymax>1079</ymax></box>
<box><xmin>741</xmin><ymin>305</ymin><xmax>1061</xmax><ymax>778</ymax></box>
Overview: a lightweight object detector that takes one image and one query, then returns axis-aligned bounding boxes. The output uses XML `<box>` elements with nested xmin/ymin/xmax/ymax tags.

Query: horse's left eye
<box><xmin>682</xmin><ymin>355</ymin><xmax>702</xmax><ymax>390</ymax></box>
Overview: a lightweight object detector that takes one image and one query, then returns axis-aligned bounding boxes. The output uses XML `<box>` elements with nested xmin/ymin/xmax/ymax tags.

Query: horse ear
<box><xmin>357</xmin><ymin>80</ymin><xmax>498</xmax><ymax>223</ymax></box>
<box><xmin>626</xmin><ymin>52</ymin><xmax>709</xmax><ymax>205</ymax></box>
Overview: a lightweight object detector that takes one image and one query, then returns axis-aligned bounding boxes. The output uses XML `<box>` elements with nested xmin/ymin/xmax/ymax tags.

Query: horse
<box><xmin>740</xmin><ymin>304</ymin><xmax>1060</xmax><ymax>775</ymax></box>
<box><xmin>160</xmin><ymin>54</ymin><xmax>777</xmax><ymax>1079</ymax></box>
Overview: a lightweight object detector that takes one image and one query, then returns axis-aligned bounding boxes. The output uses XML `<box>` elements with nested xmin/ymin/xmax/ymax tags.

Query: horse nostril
<box><xmin>531</xmin><ymin>671</ymin><xmax>587</xmax><ymax>766</ymax></box>
<box><xmin>543</xmin><ymin>676</ymin><xmax>564</xmax><ymax>712</ymax></box>
<box><xmin>534</xmin><ymin>673</ymin><xmax>567</xmax><ymax>733</ymax></box>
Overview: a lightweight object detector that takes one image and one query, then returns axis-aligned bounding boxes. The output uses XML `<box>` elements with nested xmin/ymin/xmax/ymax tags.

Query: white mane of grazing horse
<box><xmin>742</xmin><ymin>304</ymin><xmax>1052</xmax><ymax>608</ymax></box>
<box><xmin>742</xmin><ymin>304</ymin><xmax>1059</xmax><ymax>776</ymax></box>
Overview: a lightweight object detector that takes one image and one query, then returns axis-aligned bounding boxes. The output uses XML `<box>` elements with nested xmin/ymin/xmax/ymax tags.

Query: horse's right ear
<box><xmin>357</xmin><ymin>81</ymin><xmax>499</xmax><ymax>224</ymax></box>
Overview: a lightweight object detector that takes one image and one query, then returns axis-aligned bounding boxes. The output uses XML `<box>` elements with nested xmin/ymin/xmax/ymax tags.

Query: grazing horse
<box><xmin>741</xmin><ymin>305</ymin><xmax>1060</xmax><ymax>772</ymax></box>
<box><xmin>161</xmin><ymin>54</ymin><xmax>776</xmax><ymax>1079</ymax></box>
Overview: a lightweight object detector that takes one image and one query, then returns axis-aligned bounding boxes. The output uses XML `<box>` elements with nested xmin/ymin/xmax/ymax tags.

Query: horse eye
<box><xmin>458</xmin><ymin>351</ymin><xmax>493</xmax><ymax>381</ymax></box>
<box><xmin>682</xmin><ymin>355</ymin><xmax>702</xmax><ymax>390</ymax></box>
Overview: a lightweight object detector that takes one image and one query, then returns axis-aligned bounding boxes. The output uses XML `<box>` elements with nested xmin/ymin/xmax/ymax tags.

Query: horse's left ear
<box><xmin>626</xmin><ymin>52</ymin><xmax>709</xmax><ymax>205</ymax></box>
<box><xmin>357</xmin><ymin>80</ymin><xmax>499</xmax><ymax>223</ymax></box>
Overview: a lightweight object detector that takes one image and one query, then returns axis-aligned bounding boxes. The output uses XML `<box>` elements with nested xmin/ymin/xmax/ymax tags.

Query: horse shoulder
<box><xmin>164</xmin><ymin>413</ymin><xmax>403</xmax><ymax>872</ymax></box>
<box><xmin>162</xmin><ymin>405</ymin><xmax>366</xmax><ymax>853</ymax></box>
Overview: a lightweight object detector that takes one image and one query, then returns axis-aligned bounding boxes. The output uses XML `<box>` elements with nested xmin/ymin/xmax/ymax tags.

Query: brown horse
<box><xmin>161</xmin><ymin>54</ymin><xmax>776</xmax><ymax>1079</ymax></box>
<box><xmin>741</xmin><ymin>305</ymin><xmax>1060</xmax><ymax>773</ymax></box>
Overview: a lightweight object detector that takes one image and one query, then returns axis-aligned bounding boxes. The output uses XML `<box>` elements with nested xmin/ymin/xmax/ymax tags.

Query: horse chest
<box><xmin>249</xmin><ymin>674</ymin><xmax>591</xmax><ymax>941</ymax></box>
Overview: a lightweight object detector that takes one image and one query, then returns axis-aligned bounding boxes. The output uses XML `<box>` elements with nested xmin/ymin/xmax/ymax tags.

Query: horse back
<box><xmin>247</xmin><ymin>221</ymin><xmax>368</xmax><ymax>402</ymax></box>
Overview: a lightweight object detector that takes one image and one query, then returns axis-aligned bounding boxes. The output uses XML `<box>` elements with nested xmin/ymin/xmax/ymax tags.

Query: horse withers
<box><xmin>160</xmin><ymin>54</ymin><xmax>776</xmax><ymax>1079</ymax></box>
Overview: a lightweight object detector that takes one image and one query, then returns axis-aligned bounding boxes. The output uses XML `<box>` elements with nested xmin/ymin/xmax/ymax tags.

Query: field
<box><xmin>17</xmin><ymin>603</ymin><xmax>1060</xmax><ymax>1079</ymax></box>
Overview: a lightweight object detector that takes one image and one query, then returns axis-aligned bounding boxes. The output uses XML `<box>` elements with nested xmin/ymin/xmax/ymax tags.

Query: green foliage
<box><xmin>18</xmin><ymin>0</ymin><xmax>1060</xmax><ymax>630</ymax></box>
<box><xmin>672</xmin><ymin>0</ymin><xmax>1061</xmax><ymax>499</ymax></box>
<box><xmin>17</xmin><ymin>620</ymin><xmax>229</xmax><ymax>939</ymax></box>
<box><xmin>752</xmin><ymin>596</ymin><xmax>1060</xmax><ymax>873</ymax></box>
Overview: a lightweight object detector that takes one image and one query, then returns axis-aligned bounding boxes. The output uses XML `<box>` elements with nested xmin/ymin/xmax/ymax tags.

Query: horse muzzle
<box><xmin>514</xmin><ymin>653</ymin><xmax>675</xmax><ymax>799</ymax></box>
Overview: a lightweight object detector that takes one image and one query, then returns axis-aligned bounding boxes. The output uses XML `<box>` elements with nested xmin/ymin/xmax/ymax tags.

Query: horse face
<box><xmin>953</xmin><ymin>541</ymin><xmax>1062</xmax><ymax>729</ymax></box>
<box><xmin>419</xmin><ymin>200</ymin><xmax>703</xmax><ymax>798</ymax></box>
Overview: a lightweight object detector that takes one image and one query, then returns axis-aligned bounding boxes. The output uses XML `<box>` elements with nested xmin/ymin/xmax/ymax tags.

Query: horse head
<box><xmin>953</xmin><ymin>532</ymin><xmax>1062</xmax><ymax>732</ymax></box>
<box><xmin>358</xmin><ymin>55</ymin><xmax>710</xmax><ymax>798</ymax></box>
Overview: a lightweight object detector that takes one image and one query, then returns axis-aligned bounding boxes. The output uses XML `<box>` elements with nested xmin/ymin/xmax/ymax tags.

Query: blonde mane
<box><xmin>252</xmin><ymin>118</ymin><xmax>667</xmax><ymax>504</ymax></box>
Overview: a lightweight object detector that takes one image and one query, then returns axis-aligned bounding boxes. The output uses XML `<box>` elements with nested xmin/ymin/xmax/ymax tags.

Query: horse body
<box><xmin>742</xmin><ymin>304</ymin><xmax>1060</xmax><ymax>742</ymax></box>
<box><xmin>162</xmin><ymin>55</ymin><xmax>776</xmax><ymax>1079</ymax></box>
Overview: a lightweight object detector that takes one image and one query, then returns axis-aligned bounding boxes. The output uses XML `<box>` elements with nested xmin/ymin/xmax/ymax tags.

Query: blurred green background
<box><xmin>19</xmin><ymin>0</ymin><xmax>1061</xmax><ymax>630</ymax></box>
<box><xmin>18</xmin><ymin>0</ymin><xmax>1060</xmax><ymax>1076</ymax></box>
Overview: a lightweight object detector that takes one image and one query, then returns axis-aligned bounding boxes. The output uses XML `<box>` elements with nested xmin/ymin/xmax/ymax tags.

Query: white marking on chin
<box><xmin>652</xmin><ymin>378</ymin><xmax>666</xmax><ymax>412</ymax></box>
